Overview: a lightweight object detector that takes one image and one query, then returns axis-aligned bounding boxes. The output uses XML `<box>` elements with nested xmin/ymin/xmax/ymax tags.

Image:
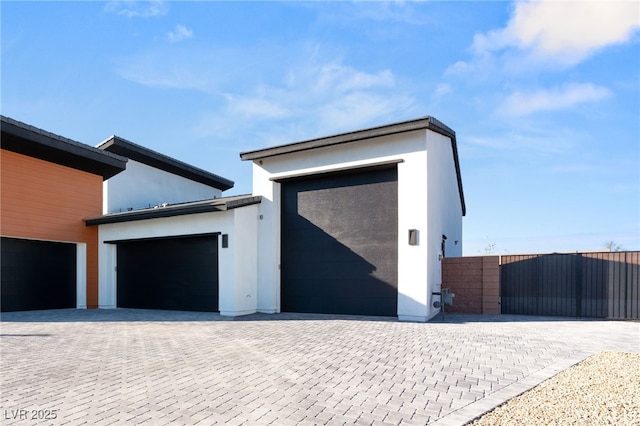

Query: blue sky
<box><xmin>2</xmin><ymin>1</ymin><xmax>639</xmax><ymax>255</ymax></box>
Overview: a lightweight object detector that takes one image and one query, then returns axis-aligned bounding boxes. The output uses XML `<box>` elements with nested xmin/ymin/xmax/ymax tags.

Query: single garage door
<box><xmin>281</xmin><ymin>166</ymin><xmax>398</xmax><ymax>316</ymax></box>
<box><xmin>1</xmin><ymin>237</ymin><xmax>76</xmax><ymax>312</ymax></box>
<box><xmin>116</xmin><ymin>235</ymin><xmax>218</xmax><ymax>312</ymax></box>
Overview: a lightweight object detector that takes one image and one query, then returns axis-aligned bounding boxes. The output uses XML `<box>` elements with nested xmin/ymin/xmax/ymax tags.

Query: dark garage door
<box><xmin>117</xmin><ymin>235</ymin><xmax>218</xmax><ymax>312</ymax></box>
<box><xmin>1</xmin><ymin>237</ymin><xmax>76</xmax><ymax>312</ymax></box>
<box><xmin>281</xmin><ymin>166</ymin><xmax>398</xmax><ymax>316</ymax></box>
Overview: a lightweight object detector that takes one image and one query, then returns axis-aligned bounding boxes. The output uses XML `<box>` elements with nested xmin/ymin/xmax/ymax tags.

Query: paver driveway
<box><xmin>1</xmin><ymin>309</ymin><xmax>638</xmax><ymax>425</ymax></box>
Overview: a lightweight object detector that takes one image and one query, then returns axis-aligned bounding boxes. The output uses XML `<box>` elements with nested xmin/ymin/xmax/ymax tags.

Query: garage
<box><xmin>1</xmin><ymin>237</ymin><xmax>76</xmax><ymax>312</ymax></box>
<box><xmin>280</xmin><ymin>166</ymin><xmax>398</xmax><ymax>316</ymax></box>
<box><xmin>116</xmin><ymin>235</ymin><xmax>219</xmax><ymax>312</ymax></box>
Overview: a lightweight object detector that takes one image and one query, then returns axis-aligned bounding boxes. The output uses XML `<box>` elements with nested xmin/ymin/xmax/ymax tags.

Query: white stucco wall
<box><xmin>251</xmin><ymin>129</ymin><xmax>464</xmax><ymax>321</ymax></box>
<box><xmin>253</xmin><ymin>165</ymin><xmax>281</xmax><ymax>313</ymax></box>
<box><xmin>396</xmin><ymin>147</ymin><xmax>430</xmax><ymax>322</ymax></box>
<box><xmin>76</xmin><ymin>243</ymin><xmax>87</xmax><ymax>309</ymax></box>
<box><xmin>96</xmin><ymin>207</ymin><xmax>259</xmax><ymax>316</ymax></box>
<box><xmin>219</xmin><ymin>205</ymin><xmax>259</xmax><ymax>316</ymax></box>
<box><xmin>103</xmin><ymin>160</ymin><xmax>223</xmax><ymax>214</ymax></box>
<box><xmin>425</xmin><ymin>131</ymin><xmax>464</xmax><ymax>321</ymax></box>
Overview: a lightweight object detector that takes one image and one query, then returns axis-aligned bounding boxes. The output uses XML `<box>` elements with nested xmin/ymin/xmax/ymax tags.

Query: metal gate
<box><xmin>500</xmin><ymin>252</ymin><xmax>639</xmax><ymax>319</ymax></box>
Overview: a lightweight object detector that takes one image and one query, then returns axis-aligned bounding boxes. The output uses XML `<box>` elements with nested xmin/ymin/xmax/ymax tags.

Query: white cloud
<box><xmin>225</xmin><ymin>95</ymin><xmax>289</xmax><ymax>119</ymax></box>
<box><xmin>104</xmin><ymin>1</ymin><xmax>167</xmax><ymax>19</ymax></box>
<box><xmin>318</xmin><ymin>91</ymin><xmax>412</xmax><ymax>131</ymax></box>
<box><xmin>313</xmin><ymin>64</ymin><xmax>395</xmax><ymax>93</ymax></box>
<box><xmin>200</xmin><ymin>62</ymin><xmax>412</xmax><ymax>144</ymax></box>
<box><xmin>211</xmin><ymin>59</ymin><xmax>405</xmax><ymax>129</ymax></box>
<box><xmin>116</xmin><ymin>41</ymin><xmax>415</xmax><ymax>145</ymax></box>
<box><xmin>116</xmin><ymin>53</ymin><xmax>215</xmax><ymax>92</ymax></box>
<box><xmin>303</xmin><ymin>1</ymin><xmax>428</xmax><ymax>26</ymax></box>
<box><xmin>433</xmin><ymin>83</ymin><xmax>452</xmax><ymax>98</ymax></box>
<box><xmin>464</xmin><ymin>132</ymin><xmax>571</xmax><ymax>156</ymax></box>
<box><xmin>461</xmin><ymin>125</ymin><xmax>585</xmax><ymax>160</ymax></box>
<box><xmin>343</xmin><ymin>1</ymin><xmax>427</xmax><ymax>26</ymax></box>
<box><xmin>497</xmin><ymin>83</ymin><xmax>612</xmax><ymax>116</ymax></box>
<box><xmin>115</xmin><ymin>47</ymin><xmax>245</xmax><ymax>94</ymax></box>
<box><xmin>549</xmin><ymin>163</ymin><xmax>594</xmax><ymax>174</ymax></box>
<box><xmin>225</xmin><ymin>61</ymin><xmax>409</xmax><ymax>134</ymax></box>
<box><xmin>168</xmin><ymin>24</ymin><xmax>193</xmax><ymax>43</ymax></box>
<box><xmin>473</xmin><ymin>0</ymin><xmax>640</xmax><ymax>66</ymax></box>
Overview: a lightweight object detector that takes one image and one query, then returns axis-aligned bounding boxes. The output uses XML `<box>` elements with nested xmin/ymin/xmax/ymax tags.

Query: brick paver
<box><xmin>1</xmin><ymin>309</ymin><xmax>638</xmax><ymax>425</ymax></box>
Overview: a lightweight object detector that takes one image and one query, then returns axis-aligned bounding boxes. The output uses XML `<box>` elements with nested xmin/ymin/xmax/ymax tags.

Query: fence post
<box><xmin>576</xmin><ymin>253</ymin><xmax>583</xmax><ymax>318</ymax></box>
<box><xmin>624</xmin><ymin>251</ymin><xmax>629</xmax><ymax>319</ymax></box>
<box><xmin>536</xmin><ymin>256</ymin><xmax>541</xmax><ymax>315</ymax></box>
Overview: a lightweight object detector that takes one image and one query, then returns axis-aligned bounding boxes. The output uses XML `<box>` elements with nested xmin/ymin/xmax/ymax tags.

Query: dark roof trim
<box><xmin>104</xmin><ymin>232</ymin><xmax>221</xmax><ymax>245</ymax></box>
<box><xmin>85</xmin><ymin>195</ymin><xmax>261</xmax><ymax>226</ymax></box>
<box><xmin>1</xmin><ymin>116</ymin><xmax>127</xmax><ymax>180</ymax></box>
<box><xmin>98</xmin><ymin>136</ymin><xmax>234</xmax><ymax>191</ymax></box>
<box><xmin>239</xmin><ymin>116</ymin><xmax>455</xmax><ymax>161</ymax></box>
<box><xmin>450</xmin><ymin>137</ymin><xmax>466</xmax><ymax>216</ymax></box>
<box><xmin>240</xmin><ymin>115</ymin><xmax>466</xmax><ymax>216</ymax></box>
<box><xmin>269</xmin><ymin>159</ymin><xmax>404</xmax><ymax>182</ymax></box>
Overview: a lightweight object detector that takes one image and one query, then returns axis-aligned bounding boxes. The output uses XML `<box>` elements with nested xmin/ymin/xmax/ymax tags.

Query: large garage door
<box><xmin>1</xmin><ymin>237</ymin><xmax>76</xmax><ymax>312</ymax></box>
<box><xmin>116</xmin><ymin>235</ymin><xmax>218</xmax><ymax>312</ymax></box>
<box><xmin>281</xmin><ymin>166</ymin><xmax>398</xmax><ymax>316</ymax></box>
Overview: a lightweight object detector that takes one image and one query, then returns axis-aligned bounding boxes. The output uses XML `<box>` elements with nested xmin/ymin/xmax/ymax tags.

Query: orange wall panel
<box><xmin>1</xmin><ymin>149</ymin><xmax>103</xmax><ymax>308</ymax></box>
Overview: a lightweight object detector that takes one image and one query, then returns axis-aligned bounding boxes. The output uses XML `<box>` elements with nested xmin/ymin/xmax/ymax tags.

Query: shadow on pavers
<box><xmin>0</xmin><ymin>308</ymin><xmax>230</xmax><ymax>323</ymax></box>
<box><xmin>0</xmin><ymin>309</ymin><xmax>399</xmax><ymax>323</ymax></box>
<box><xmin>0</xmin><ymin>308</ymin><xmax>610</xmax><ymax>325</ymax></box>
<box><xmin>427</xmin><ymin>312</ymin><xmax>608</xmax><ymax>324</ymax></box>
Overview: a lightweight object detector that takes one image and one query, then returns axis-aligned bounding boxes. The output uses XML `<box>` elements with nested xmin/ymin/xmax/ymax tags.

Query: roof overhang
<box><xmin>239</xmin><ymin>116</ymin><xmax>455</xmax><ymax>160</ymax></box>
<box><xmin>1</xmin><ymin>116</ymin><xmax>127</xmax><ymax>180</ymax></box>
<box><xmin>98</xmin><ymin>136</ymin><xmax>234</xmax><ymax>191</ymax></box>
<box><xmin>240</xmin><ymin>116</ymin><xmax>466</xmax><ymax>216</ymax></box>
<box><xmin>85</xmin><ymin>195</ymin><xmax>261</xmax><ymax>226</ymax></box>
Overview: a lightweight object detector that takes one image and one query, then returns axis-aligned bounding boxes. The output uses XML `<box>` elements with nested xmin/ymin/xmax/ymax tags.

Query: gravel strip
<box><xmin>469</xmin><ymin>351</ymin><xmax>640</xmax><ymax>425</ymax></box>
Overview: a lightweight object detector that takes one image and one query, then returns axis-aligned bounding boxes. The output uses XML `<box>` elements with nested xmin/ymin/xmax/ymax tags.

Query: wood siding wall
<box><xmin>1</xmin><ymin>149</ymin><xmax>103</xmax><ymax>308</ymax></box>
<box><xmin>442</xmin><ymin>256</ymin><xmax>500</xmax><ymax>314</ymax></box>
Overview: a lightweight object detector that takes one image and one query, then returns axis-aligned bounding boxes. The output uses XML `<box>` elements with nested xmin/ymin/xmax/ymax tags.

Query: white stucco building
<box><xmin>87</xmin><ymin>116</ymin><xmax>465</xmax><ymax>322</ymax></box>
<box><xmin>87</xmin><ymin>137</ymin><xmax>260</xmax><ymax>316</ymax></box>
<box><xmin>97</xmin><ymin>136</ymin><xmax>233</xmax><ymax>214</ymax></box>
<box><xmin>241</xmin><ymin>116</ymin><xmax>465</xmax><ymax>322</ymax></box>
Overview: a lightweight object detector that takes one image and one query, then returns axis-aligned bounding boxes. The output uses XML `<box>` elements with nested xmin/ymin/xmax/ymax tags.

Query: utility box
<box><xmin>442</xmin><ymin>288</ymin><xmax>455</xmax><ymax>306</ymax></box>
<box><xmin>432</xmin><ymin>287</ymin><xmax>455</xmax><ymax>309</ymax></box>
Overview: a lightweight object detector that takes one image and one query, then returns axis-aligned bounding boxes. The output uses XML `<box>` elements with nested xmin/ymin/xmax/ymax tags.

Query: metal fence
<box><xmin>500</xmin><ymin>251</ymin><xmax>639</xmax><ymax>319</ymax></box>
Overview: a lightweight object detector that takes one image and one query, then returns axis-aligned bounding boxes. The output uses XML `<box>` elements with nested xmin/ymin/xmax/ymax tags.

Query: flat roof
<box><xmin>98</xmin><ymin>136</ymin><xmax>234</xmax><ymax>191</ymax></box>
<box><xmin>240</xmin><ymin>116</ymin><xmax>466</xmax><ymax>215</ymax></box>
<box><xmin>1</xmin><ymin>116</ymin><xmax>127</xmax><ymax>180</ymax></box>
<box><xmin>239</xmin><ymin>116</ymin><xmax>455</xmax><ymax>160</ymax></box>
<box><xmin>85</xmin><ymin>194</ymin><xmax>261</xmax><ymax>225</ymax></box>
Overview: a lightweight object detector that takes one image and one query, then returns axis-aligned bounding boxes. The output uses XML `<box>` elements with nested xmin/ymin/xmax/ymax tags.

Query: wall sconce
<box><xmin>408</xmin><ymin>229</ymin><xmax>418</xmax><ymax>246</ymax></box>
